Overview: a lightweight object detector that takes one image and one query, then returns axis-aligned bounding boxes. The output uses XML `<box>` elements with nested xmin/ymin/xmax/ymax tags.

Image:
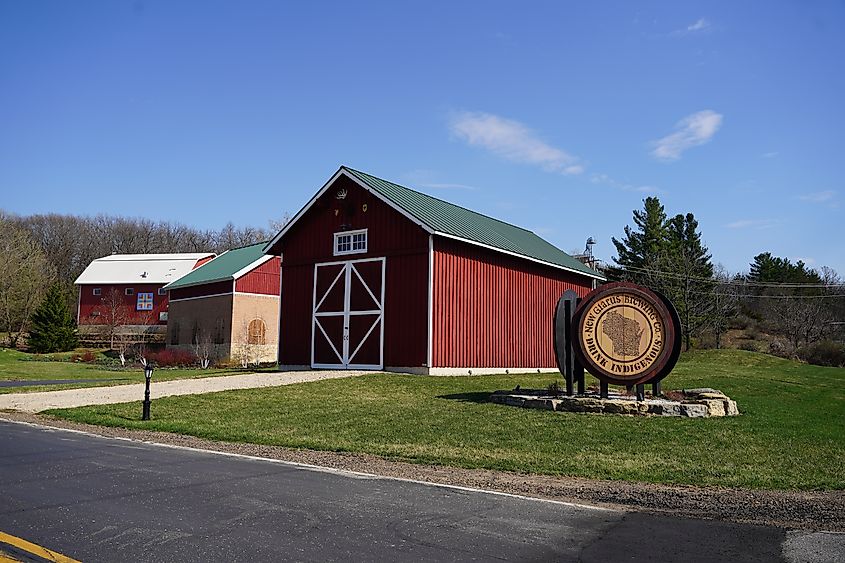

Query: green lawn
<box><xmin>46</xmin><ymin>349</ymin><xmax>844</xmax><ymax>490</ymax></box>
<box><xmin>0</xmin><ymin>348</ymin><xmax>243</xmax><ymax>393</ymax></box>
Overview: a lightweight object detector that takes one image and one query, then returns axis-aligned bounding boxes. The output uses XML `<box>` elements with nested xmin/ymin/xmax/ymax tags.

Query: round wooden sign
<box><xmin>572</xmin><ymin>282</ymin><xmax>678</xmax><ymax>386</ymax></box>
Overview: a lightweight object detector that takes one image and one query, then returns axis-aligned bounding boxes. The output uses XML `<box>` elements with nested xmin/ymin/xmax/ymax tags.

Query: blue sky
<box><xmin>1</xmin><ymin>1</ymin><xmax>842</xmax><ymax>275</ymax></box>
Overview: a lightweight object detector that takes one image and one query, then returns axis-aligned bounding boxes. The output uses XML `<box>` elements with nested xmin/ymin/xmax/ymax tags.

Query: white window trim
<box><xmin>93</xmin><ymin>288</ymin><xmax>101</xmax><ymax>296</ymax></box>
<box><xmin>333</xmin><ymin>229</ymin><xmax>368</xmax><ymax>256</ymax></box>
<box><xmin>158</xmin><ymin>287</ymin><xmax>167</xmax><ymax>295</ymax></box>
<box><xmin>125</xmin><ymin>288</ymin><xmax>134</xmax><ymax>295</ymax></box>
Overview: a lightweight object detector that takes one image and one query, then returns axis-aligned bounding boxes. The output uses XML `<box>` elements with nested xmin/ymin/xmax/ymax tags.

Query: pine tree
<box><xmin>610</xmin><ymin>200</ymin><xmax>716</xmax><ymax>350</ymax></box>
<box><xmin>27</xmin><ymin>284</ymin><xmax>78</xmax><ymax>353</ymax></box>
<box><xmin>610</xmin><ymin>197</ymin><xmax>668</xmax><ymax>282</ymax></box>
<box><xmin>660</xmin><ymin>213</ymin><xmax>714</xmax><ymax>350</ymax></box>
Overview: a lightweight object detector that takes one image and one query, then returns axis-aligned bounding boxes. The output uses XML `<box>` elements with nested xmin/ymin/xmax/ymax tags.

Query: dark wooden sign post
<box><xmin>554</xmin><ymin>282</ymin><xmax>682</xmax><ymax>400</ymax></box>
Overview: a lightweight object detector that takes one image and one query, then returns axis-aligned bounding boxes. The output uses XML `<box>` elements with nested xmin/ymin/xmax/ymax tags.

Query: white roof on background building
<box><xmin>74</xmin><ymin>253</ymin><xmax>215</xmax><ymax>285</ymax></box>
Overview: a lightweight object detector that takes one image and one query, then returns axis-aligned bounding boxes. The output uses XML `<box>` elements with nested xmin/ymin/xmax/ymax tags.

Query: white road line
<box><xmin>1</xmin><ymin>418</ymin><xmax>612</xmax><ymax>512</ymax></box>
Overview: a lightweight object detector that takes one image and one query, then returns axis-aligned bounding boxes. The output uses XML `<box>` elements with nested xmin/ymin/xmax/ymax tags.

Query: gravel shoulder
<box><xmin>2</xmin><ymin>411</ymin><xmax>842</xmax><ymax>533</ymax></box>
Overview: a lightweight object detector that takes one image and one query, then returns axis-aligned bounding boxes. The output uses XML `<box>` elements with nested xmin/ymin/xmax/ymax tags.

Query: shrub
<box><xmin>729</xmin><ymin>314</ymin><xmax>753</xmax><ymax>331</ymax></box>
<box><xmin>738</xmin><ymin>341</ymin><xmax>759</xmax><ymax>352</ymax></box>
<box><xmin>744</xmin><ymin>326</ymin><xmax>761</xmax><ymax>341</ymax></box>
<box><xmin>769</xmin><ymin>339</ymin><xmax>791</xmax><ymax>358</ymax></box>
<box><xmin>797</xmin><ymin>340</ymin><xmax>845</xmax><ymax>368</ymax></box>
<box><xmin>146</xmin><ymin>348</ymin><xmax>196</xmax><ymax>368</ymax></box>
<box><xmin>546</xmin><ymin>380</ymin><xmax>563</xmax><ymax>397</ymax></box>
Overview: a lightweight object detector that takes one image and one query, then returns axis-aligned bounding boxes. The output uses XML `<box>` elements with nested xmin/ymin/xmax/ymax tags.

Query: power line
<box><xmin>613</xmin><ymin>264</ymin><xmax>845</xmax><ymax>288</ymax></box>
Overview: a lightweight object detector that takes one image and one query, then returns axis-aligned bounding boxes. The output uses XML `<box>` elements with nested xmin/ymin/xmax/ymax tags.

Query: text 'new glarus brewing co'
<box><xmin>581</xmin><ymin>292</ymin><xmax>663</xmax><ymax>376</ymax></box>
<box><xmin>572</xmin><ymin>282</ymin><xmax>679</xmax><ymax>387</ymax></box>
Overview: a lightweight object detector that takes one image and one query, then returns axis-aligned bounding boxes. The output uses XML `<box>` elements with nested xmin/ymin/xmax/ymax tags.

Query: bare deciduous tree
<box><xmin>193</xmin><ymin>328</ymin><xmax>214</xmax><ymax>369</ymax></box>
<box><xmin>93</xmin><ymin>288</ymin><xmax>130</xmax><ymax>348</ymax></box>
<box><xmin>709</xmin><ymin>266</ymin><xmax>740</xmax><ymax>349</ymax></box>
<box><xmin>0</xmin><ymin>218</ymin><xmax>53</xmax><ymax>347</ymax></box>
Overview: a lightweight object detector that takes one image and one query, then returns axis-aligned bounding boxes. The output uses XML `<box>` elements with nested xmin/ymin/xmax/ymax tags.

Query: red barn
<box><xmin>265</xmin><ymin>167</ymin><xmax>603</xmax><ymax>375</ymax></box>
<box><xmin>265</xmin><ymin>167</ymin><xmax>604</xmax><ymax>374</ymax></box>
<box><xmin>75</xmin><ymin>253</ymin><xmax>215</xmax><ymax>340</ymax></box>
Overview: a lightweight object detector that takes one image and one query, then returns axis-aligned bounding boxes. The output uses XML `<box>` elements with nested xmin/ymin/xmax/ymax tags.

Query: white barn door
<box><xmin>312</xmin><ymin>257</ymin><xmax>385</xmax><ymax>369</ymax></box>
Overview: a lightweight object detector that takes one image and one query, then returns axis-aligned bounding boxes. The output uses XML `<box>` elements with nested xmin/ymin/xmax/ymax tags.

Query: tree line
<box><xmin>608</xmin><ymin>197</ymin><xmax>844</xmax><ymax>365</ymax></box>
<box><xmin>0</xmin><ymin>210</ymin><xmax>287</xmax><ymax>348</ymax></box>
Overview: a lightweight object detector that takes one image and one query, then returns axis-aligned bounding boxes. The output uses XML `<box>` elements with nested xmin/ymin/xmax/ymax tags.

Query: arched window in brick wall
<box><xmin>248</xmin><ymin>319</ymin><xmax>266</xmax><ymax>345</ymax></box>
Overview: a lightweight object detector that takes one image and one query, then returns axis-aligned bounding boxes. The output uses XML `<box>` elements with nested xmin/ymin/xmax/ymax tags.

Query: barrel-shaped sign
<box><xmin>572</xmin><ymin>282</ymin><xmax>679</xmax><ymax>386</ymax></box>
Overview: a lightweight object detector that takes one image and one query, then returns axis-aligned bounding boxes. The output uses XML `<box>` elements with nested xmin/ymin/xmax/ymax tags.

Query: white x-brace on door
<box><xmin>311</xmin><ymin>257</ymin><xmax>385</xmax><ymax>369</ymax></box>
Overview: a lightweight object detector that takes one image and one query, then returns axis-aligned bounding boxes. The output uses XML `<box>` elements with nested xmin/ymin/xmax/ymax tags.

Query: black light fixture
<box><xmin>142</xmin><ymin>362</ymin><xmax>154</xmax><ymax>420</ymax></box>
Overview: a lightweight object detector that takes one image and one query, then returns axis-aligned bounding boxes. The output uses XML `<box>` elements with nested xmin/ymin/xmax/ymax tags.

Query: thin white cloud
<box><xmin>799</xmin><ymin>190</ymin><xmax>836</xmax><ymax>203</ymax></box>
<box><xmin>419</xmin><ymin>182</ymin><xmax>478</xmax><ymax>191</ymax></box>
<box><xmin>590</xmin><ymin>173</ymin><xmax>661</xmax><ymax>194</ymax></box>
<box><xmin>449</xmin><ymin>111</ymin><xmax>583</xmax><ymax>174</ymax></box>
<box><xmin>672</xmin><ymin>18</ymin><xmax>711</xmax><ymax>36</ymax></box>
<box><xmin>688</xmin><ymin>18</ymin><xmax>710</xmax><ymax>32</ymax></box>
<box><xmin>725</xmin><ymin>219</ymin><xmax>778</xmax><ymax>230</ymax></box>
<box><xmin>651</xmin><ymin>110</ymin><xmax>723</xmax><ymax>161</ymax></box>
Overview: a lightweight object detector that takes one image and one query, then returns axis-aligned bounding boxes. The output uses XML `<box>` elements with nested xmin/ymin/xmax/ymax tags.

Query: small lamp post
<box><xmin>142</xmin><ymin>362</ymin><xmax>154</xmax><ymax>421</ymax></box>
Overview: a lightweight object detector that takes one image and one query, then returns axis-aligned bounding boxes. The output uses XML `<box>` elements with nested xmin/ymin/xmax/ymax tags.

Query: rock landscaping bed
<box><xmin>490</xmin><ymin>387</ymin><xmax>739</xmax><ymax>417</ymax></box>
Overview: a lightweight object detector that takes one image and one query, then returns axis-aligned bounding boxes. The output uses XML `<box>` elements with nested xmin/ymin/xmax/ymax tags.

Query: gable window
<box><xmin>125</xmin><ymin>288</ymin><xmax>134</xmax><ymax>296</ymax></box>
<box><xmin>93</xmin><ymin>288</ymin><xmax>101</xmax><ymax>296</ymax></box>
<box><xmin>158</xmin><ymin>287</ymin><xmax>167</xmax><ymax>296</ymax></box>
<box><xmin>334</xmin><ymin>229</ymin><xmax>367</xmax><ymax>256</ymax></box>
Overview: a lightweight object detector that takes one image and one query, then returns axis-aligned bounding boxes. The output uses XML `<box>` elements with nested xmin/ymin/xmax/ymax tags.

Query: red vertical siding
<box><xmin>78</xmin><ymin>284</ymin><xmax>170</xmax><ymax>326</ymax></box>
<box><xmin>279</xmin><ymin>264</ymin><xmax>313</xmax><ymax>366</ymax></box>
<box><xmin>383</xmin><ymin>252</ymin><xmax>428</xmax><ymax>367</ymax></box>
<box><xmin>235</xmin><ymin>257</ymin><xmax>281</xmax><ymax>295</ymax></box>
<box><xmin>276</xmin><ymin>175</ymin><xmax>429</xmax><ymax>367</ymax></box>
<box><xmin>432</xmin><ymin>237</ymin><xmax>593</xmax><ymax>369</ymax></box>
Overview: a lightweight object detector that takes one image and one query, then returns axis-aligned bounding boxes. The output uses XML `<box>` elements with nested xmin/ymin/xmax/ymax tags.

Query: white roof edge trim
<box><xmin>232</xmin><ymin>254</ymin><xmax>275</xmax><ymax>280</ymax></box>
<box><xmin>162</xmin><ymin>277</ymin><xmax>229</xmax><ymax>291</ymax></box>
<box><xmin>263</xmin><ymin>167</ymin><xmax>434</xmax><ymax>255</ymax></box>
<box><xmin>433</xmin><ymin>232</ymin><xmax>606</xmax><ymax>281</ymax></box>
<box><xmin>264</xmin><ymin>168</ymin><xmax>347</xmax><ymax>254</ymax></box>
<box><xmin>162</xmin><ymin>250</ymin><xmax>231</xmax><ymax>290</ymax></box>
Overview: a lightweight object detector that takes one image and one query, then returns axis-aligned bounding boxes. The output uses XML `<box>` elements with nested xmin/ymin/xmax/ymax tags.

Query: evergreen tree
<box><xmin>27</xmin><ymin>284</ymin><xmax>78</xmax><ymax>353</ymax></box>
<box><xmin>611</xmin><ymin>199</ymin><xmax>716</xmax><ymax>350</ymax></box>
<box><xmin>610</xmin><ymin>197</ymin><xmax>668</xmax><ymax>282</ymax></box>
<box><xmin>748</xmin><ymin>252</ymin><xmax>821</xmax><ymax>285</ymax></box>
<box><xmin>660</xmin><ymin>213</ymin><xmax>715</xmax><ymax>350</ymax></box>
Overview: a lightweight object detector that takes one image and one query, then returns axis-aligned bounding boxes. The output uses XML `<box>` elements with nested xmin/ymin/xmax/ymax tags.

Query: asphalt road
<box><xmin>0</xmin><ymin>420</ymin><xmax>839</xmax><ymax>562</ymax></box>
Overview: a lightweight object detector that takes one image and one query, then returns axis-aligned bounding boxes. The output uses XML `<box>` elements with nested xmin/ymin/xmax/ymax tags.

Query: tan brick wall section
<box><xmin>230</xmin><ymin>293</ymin><xmax>280</xmax><ymax>364</ymax></box>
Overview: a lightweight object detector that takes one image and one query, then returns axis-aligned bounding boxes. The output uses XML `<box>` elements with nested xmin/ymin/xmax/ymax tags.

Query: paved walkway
<box><xmin>0</xmin><ymin>370</ymin><xmax>369</xmax><ymax>413</ymax></box>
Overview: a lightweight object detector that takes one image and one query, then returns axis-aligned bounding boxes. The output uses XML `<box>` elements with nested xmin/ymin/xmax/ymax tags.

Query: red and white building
<box><xmin>265</xmin><ymin>166</ymin><xmax>605</xmax><ymax>375</ymax></box>
<box><xmin>75</xmin><ymin>253</ymin><xmax>215</xmax><ymax>336</ymax></box>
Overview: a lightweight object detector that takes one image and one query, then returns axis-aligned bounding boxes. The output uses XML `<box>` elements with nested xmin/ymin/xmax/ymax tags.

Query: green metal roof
<box><xmin>164</xmin><ymin>242</ymin><xmax>269</xmax><ymax>290</ymax></box>
<box><xmin>341</xmin><ymin>167</ymin><xmax>602</xmax><ymax>279</ymax></box>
